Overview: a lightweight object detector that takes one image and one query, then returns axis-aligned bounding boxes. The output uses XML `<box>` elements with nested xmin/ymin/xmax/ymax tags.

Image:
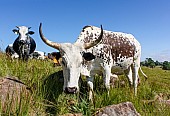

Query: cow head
<box><xmin>13</xmin><ymin>26</ymin><xmax>34</xmax><ymax>44</ymax></box>
<box><xmin>39</xmin><ymin>23</ymin><xmax>103</xmax><ymax>94</ymax></box>
<box><xmin>48</xmin><ymin>52</ymin><xmax>61</xmax><ymax>60</ymax></box>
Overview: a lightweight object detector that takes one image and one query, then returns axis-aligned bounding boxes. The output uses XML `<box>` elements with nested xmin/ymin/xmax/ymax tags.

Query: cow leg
<box><xmin>124</xmin><ymin>67</ymin><xmax>133</xmax><ymax>86</ymax></box>
<box><xmin>87</xmin><ymin>76</ymin><xmax>94</xmax><ymax>101</ymax></box>
<box><xmin>132</xmin><ymin>63</ymin><xmax>140</xmax><ymax>96</ymax></box>
<box><xmin>25</xmin><ymin>51</ymin><xmax>30</xmax><ymax>61</ymax></box>
<box><xmin>18</xmin><ymin>47</ymin><xmax>22</xmax><ymax>60</ymax></box>
<box><xmin>19</xmin><ymin>45</ymin><xmax>24</xmax><ymax>60</ymax></box>
<box><xmin>25</xmin><ymin>44</ymin><xmax>30</xmax><ymax>61</ymax></box>
<box><xmin>19</xmin><ymin>53</ymin><xmax>22</xmax><ymax>59</ymax></box>
<box><xmin>103</xmin><ymin>66</ymin><xmax>112</xmax><ymax>95</ymax></box>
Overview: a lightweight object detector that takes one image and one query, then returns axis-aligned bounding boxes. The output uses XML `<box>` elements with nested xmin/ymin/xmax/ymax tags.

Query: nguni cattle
<box><xmin>47</xmin><ymin>52</ymin><xmax>61</xmax><ymax>66</ymax></box>
<box><xmin>30</xmin><ymin>51</ymin><xmax>45</xmax><ymax>59</ymax></box>
<box><xmin>5</xmin><ymin>44</ymin><xmax>19</xmax><ymax>59</ymax></box>
<box><xmin>39</xmin><ymin>23</ymin><xmax>147</xmax><ymax>100</ymax></box>
<box><xmin>12</xmin><ymin>26</ymin><xmax>36</xmax><ymax>61</ymax></box>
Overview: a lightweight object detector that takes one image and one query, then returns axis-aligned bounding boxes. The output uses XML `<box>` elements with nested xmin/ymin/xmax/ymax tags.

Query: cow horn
<box><xmin>84</xmin><ymin>25</ymin><xmax>103</xmax><ymax>49</ymax></box>
<box><xmin>39</xmin><ymin>23</ymin><xmax>60</xmax><ymax>50</ymax></box>
<box><xmin>16</xmin><ymin>26</ymin><xmax>19</xmax><ymax>29</ymax></box>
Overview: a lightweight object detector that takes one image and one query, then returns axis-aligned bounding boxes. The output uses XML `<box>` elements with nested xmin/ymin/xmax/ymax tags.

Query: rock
<box><xmin>119</xmin><ymin>80</ymin><xmax>126</xmax><ymax>87</ymax></box>
<box><xmin>110</xmin><ymin>74</ymin><xmax>119</xmax><ymax>88</ymax></box>
<box><xmin>59</xmin><ymin>113</ymin><xmax>82</xmax><ymax>116</ymax></box>
<box><xmin>143</xmin><ymin>93</ymin><xmax>170</xmax><ymax>106</ymax></box>
<box><xmin>95</xmin><ymin>102</ymin><xmax>140</xmax><ymax>116</ymax></box>
<box><xmin>164</xmin><ymin>100</ymin><xmax>170</xmax><ymax>105</ymax></box>
<box><xmin>0</xmin><ymin>76</ymin><xmax>32</xmax><ymax>112</ymax></box>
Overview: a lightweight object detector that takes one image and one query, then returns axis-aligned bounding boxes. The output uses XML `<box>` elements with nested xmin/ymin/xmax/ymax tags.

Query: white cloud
<box><xmin>150</xmin><ymin>49</ymin><xmax>170</xmax><ymax>62</ymax></box>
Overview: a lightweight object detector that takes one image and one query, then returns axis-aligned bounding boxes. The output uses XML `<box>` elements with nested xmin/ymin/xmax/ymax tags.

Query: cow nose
<box><xmin>64</xmin><ymin>87</ymin><xmax>77</xmax><ymax>94</ymax></box>
<box><xmin>19</xmin><ymin>40</ymin><xmax>25</xmax><ymax>44</ymax></box>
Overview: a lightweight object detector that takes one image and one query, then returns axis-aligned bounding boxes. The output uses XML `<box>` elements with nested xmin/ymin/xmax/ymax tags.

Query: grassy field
<box><xmin>0</xmin><ymin>53</ymin><xmax>170</xmax><ymax>116</ymax></box>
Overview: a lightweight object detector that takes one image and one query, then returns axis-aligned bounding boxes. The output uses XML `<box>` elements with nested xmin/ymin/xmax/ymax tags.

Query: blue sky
<box><xmin>0</xmin><ymin>0</ymin><xmax>170</xmax><ymax>61</ymax></box>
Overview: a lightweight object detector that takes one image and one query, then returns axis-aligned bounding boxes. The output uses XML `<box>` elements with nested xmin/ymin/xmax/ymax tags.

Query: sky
<box><xmin>0</xmin><ymin>0</ymin><xmax>170</xmax><ymax>62</ymax></box>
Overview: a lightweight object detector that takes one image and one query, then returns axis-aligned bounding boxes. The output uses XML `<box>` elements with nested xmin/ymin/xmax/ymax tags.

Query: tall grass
<box><xmin>0</xmin><ymin>52</ymin><xmax>170</xmax><ymax>115</ymax></box>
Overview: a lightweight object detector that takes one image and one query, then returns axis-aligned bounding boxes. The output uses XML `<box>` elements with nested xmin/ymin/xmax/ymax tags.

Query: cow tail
<box><xmin>139</xmin><ymin>67</ymin><xmax>148</xmax><ymax>80</ymax></box>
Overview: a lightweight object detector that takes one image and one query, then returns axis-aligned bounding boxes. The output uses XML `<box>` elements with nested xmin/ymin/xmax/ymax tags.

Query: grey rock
<box><xmin>95</xmin><ymin>102</ymin><xmax>140</xmax><ymax>116</ymax></box>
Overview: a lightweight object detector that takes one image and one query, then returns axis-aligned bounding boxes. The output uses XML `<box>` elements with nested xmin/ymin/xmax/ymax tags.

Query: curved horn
<box><xmin>16</xmin><ymin>26</ymin><xmax>19</xmax><ymax>29</ymax></box>
<box><xmin>28</xmin><ymin>27</ymin><xmax>31</xmax><ymax>29</ymax></box>
<box><xmin>39</xmin><ymin>23</ymin><xmax>60</xmax><ymax>50</ymax></box>
<box><xmin>84</xmin><ymin>25</ymin><xmax>103</xmax><ymax>49</ymax></box>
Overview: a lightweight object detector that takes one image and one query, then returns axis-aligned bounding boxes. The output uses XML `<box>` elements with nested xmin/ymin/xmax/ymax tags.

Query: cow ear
<box><xmin>51</xmin><ymin>52</ymin><xmax>61</xmax><ymax>60</ymax></box>
<box><xmin>12</xmin><ymin>29</ymin><xmax>18</xmax><ymax>34</ymax></box>
<box><xmin>82</xmin><ymin>52</ymin><xmax>95</xmax><ymax>61</ymax></box>
<box><xmin>28</xmin><ymin>31</ymin><xmax>35</xmax><ymax>35</ymax></box>
<box><xmin>55</xmin><ymin>52</ymin><xmax>61</xmax><ymax>60</ymax></box>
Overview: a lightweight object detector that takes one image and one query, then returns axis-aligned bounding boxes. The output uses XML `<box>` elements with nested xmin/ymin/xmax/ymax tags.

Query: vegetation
<box><xmin>0</xmin><ymin>53</ymin><xmax>170</xmax><ymax>115</ymax></box>
<box><xmin>141</xmin><ymin>58</ymin><xmax>170</xmax><ymax>70</ymax></box>
<box><xmin>162</xmin><ymin>61</ymin><xmax>170</xmax><ymax>70</ymax></box>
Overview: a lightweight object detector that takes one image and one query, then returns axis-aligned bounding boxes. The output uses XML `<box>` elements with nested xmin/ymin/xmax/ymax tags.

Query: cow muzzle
<box><xmin>64</xmin><ymin>87</ymin><xmax>77</xmax><ymax>94</ymax></box>
<box><xmin>19</xmin><ymin>40</ymin><xmax>26</xmax><ymax>45</ymax></box>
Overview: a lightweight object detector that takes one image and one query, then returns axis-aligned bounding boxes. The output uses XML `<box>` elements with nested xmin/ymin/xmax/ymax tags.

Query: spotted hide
<box><xmin>39</xmin><ymin>23</ymin><xmax>147</xmax><ymax>101</ymax></box>
<box><xmin>76</xmin><ymin>26</ymin><xmax>147</xmax><ymax>99</ymax></box>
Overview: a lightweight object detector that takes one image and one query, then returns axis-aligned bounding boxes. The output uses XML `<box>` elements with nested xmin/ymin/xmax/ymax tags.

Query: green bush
<box><xmin>162</xmin><ymin>61</ymin><xmax>170</xmax><ymax>70</ymax></box>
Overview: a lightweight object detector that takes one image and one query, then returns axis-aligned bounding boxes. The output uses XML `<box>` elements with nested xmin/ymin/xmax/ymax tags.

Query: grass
<box><xmin>0</xmin><ymin>52</ymin><xmax>170</xmax><ymax>115</ymax></box>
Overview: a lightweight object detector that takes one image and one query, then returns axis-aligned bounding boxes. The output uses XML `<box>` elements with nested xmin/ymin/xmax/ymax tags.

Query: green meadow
<box><xmin>0</xmin><ymin>53</ymin><xmax>170</xmax><ymax>116</ymax></box>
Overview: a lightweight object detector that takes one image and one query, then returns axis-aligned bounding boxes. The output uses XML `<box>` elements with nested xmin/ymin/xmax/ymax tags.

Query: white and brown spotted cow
<box><xmin>76</xmin><ymin>26</ymin><xmax>147</xmax><ymax>99</ymax></box>
<box><xmin>39</xmin><ymin>23</ymin><xmax>147</xmax><ymax>100</ymax></box>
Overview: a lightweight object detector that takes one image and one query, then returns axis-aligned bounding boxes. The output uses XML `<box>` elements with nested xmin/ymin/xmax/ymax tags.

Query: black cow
<box><xmin>13</xmin><ymin>26</ymin><xmax>36</xmax><ymax>61</ymax></box>
<box><xmin>5</xmin><ymin>44</ymin><xmax>19</xmax><ymax>59</ymax></box>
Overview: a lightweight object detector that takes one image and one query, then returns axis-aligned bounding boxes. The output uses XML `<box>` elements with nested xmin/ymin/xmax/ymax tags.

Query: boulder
<box><xmin>143</xmin><ymin>93</ymin><xmax>170</xmax><ymax>106</ymax></box>
<box><xmin>110</xmin><ymin>74</ymin><xmax>119</xmax><ymax>88</ymax></box>
<box><xmin>0</xmin><ymin>76</ymin><xmax>32</xmax><ymax>112</ymax></box>
<box><xmin>95</xmin><ymin>102</ymin><xmax>140</xmax><ymax>116</ymax></box>
<box><xmin>59</xmin><ymin>113</ymin><xmax>82</xmax><ymax>116</ymax></box>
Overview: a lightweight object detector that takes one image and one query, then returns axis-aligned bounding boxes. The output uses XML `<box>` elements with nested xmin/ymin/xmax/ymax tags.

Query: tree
<box><xmin>145</xmin><ymin>58</ymin><xmax>156</xmax><ymax>68</ymax></box>
<box><xmin>162</xmin><ymin>61</ymin><xmax>170</xmax><ymax>70</ymax></box>
<box><xmin>155</xmin><ymin>60</ymin><xmax>160</xmax><ymax>66</ymax></box>
<box><xmin>140</xmin><ymin>61</ymin><xmax>146</xmax><ymax>66</ymax></box>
